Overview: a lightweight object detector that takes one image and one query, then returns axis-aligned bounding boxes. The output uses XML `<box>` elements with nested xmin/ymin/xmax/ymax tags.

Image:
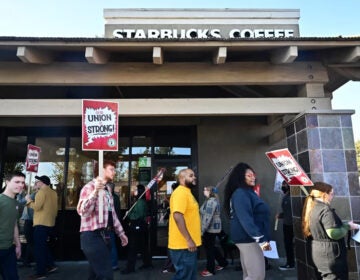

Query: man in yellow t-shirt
<box><xmin>168</xmin><ymin>168</ymin><xmax>201</xmax><ymax>280</ymax></box>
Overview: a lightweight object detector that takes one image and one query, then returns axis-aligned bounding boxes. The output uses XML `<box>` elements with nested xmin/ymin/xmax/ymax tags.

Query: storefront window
<box><xmin>132</xmin><ymin>136</ymin><xmax>151</xmax><ymax>155</ymax></box>
<box><xmin>2</xmin><ymin>136</ymin><xmax>27</xmax><ymax>189</ymax></box>
<box><xmin>34</xmin><ymin>137</ymin><xmax>66</xmax><ymax>209</ymax></box>
<box><xmin>65</xmin><ymin>138</ymin><xmax>97</xmax><ymax>209</ymax></box>
<box><xmin>154</xmin><ymin>147</ymin><xmax>191</xmax><ymax>155</ymax></box>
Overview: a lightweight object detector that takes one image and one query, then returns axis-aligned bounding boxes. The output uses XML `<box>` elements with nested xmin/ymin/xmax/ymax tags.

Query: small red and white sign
<box><xmin>265</xmin><ymin>148</ymin><xmax>313</xmax><ymax>186</ymax></box>
<box><xmin>25</xmin><ymin>144</ymin><xmax>41</xmax><ymax>172</ymax></box>
<box><xmin>82</xmin><ymin>100</ymin><xmax>119</xmax><ymax>151</ymax></box>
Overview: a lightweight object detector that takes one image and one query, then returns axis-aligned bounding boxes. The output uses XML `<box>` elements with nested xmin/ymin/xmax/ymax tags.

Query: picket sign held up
<box><xmin>123</xmin><ymin>168</ymin><xmax>166</xmax><ymax>220</ymax></box>
<box><xmin>25</xmin><ymin>144</ymin><xmax>42</xmax><ymax>194</ymax></box>
<box><xmin>82</xmin><ymin>99</ymin><xmax>119</xmax><ymax>223</ymax></box>
<box><xmin>265</xmin><ymin>148</ymin><xmax>313</xmax><ymax>197</ymax></box>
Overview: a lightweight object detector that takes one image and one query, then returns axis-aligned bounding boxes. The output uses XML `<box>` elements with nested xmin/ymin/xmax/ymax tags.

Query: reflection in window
<box><xmin>114</xmin><ymin>161</ymin><xmax>130</xmax><ymax>209</ymax></box>
<box><xmin>154</xmin><ymin>147</ymin><xmax>191</xmax><ymax>155</ymax></box>
<box><xmin>66</xmin><ymin>138</ymin><xmax>97</xmax><ymax>209</ymax></box>
<box><xmin>132</xmin><ymin>136</ymin><xmax>151</xmax><ymax>155</ymax></box>
<box><xmin>35</xmin><ymin>137</ymin><xmax>66</xmax><ymax>209</ymax></box>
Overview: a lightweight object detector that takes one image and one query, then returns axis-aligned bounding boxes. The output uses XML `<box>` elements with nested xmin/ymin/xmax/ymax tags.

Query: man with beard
<box><xmin>168</xmin><ymin>168</ymin><xmax>201</xmax><ymax>280</ymax></box>
<box><xmin>0</xmin><ymin>171</ymin><xmax>25</xmax><ymax>280</ymax></box>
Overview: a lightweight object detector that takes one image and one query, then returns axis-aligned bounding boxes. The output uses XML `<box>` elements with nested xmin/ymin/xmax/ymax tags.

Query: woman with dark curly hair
<box><xmin>302</xmin><ymin>181</ymin><xmax>359</xmax><ymax>280</ymax></box>
<box><xmin>224</xmin><ymin>162</ymin><xmax>271</xmax><ymax>280</ymax></box>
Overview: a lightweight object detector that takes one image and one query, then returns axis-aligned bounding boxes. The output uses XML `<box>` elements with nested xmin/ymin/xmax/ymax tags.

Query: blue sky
<box><xmin>0</xmin><ymin>0</ymin><xmax>359</xmax><ymax>140</ymax></box>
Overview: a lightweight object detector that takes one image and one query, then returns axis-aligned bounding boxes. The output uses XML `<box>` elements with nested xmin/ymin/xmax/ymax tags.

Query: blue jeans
<box><xmin>80</xmin><ymin>230</ymin><xmax>113</xmax><ymax>280</ymax></box>
<box><xmin>169</xmin><ymin>249</ymin><xmax>198</xmax><ymax>280</ymax></box>
<box><xmin>0</xmin><ymin>245</ymin><xmax>19</xmax><ymax>280</ymax></box>
<box><xmin>34</xmin><ymin>225</ymin><xmax>56</xmax><ymax>275</ymax></box>
<box><xmin>110</xmin><ymin>231</ymin><xmax>119</xmax><ymax>268</ymax></box>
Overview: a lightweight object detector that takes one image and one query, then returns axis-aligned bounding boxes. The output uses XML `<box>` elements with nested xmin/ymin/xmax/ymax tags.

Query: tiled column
<box><xmin>284</xmin><ymin>111</ymin><xmax>360</xmax><ymax>280</ymax></box>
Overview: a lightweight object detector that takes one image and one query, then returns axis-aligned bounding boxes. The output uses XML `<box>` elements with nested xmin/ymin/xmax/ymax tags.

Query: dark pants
<box><xmin>203</xmin><ymin>232</ymin><xmax>228</xmax><ymax>274</ymax></box>
<box><xmin>34</xmin><ymin>225</ymin><xmax>56</xmax><ymax>275</ymax></box>
<box><xmin>0</xmin><ymin>245</ymin><xmax>19</xmax><ymax>280</ymax></box>
<box><xmin>125</xmin><ymin>222</ymin><xmax>151</xmax><ymax>271</ymax></box>
<box><xmin>169</xmin><ymin>249</ymin><xmax>197</xmax><ymax>280</ymax></box>
<box><xmin>311</xmin><ymin>239</ymin><xmax>348</xmax><ymax>280</ymax></box>
<box><xmin>80</xmin><ymin>230</ymin><xmax>113</xmax><ymax>280</ymax></box>
<box><xmin>283</xmin><ymin>224</ymin><xmax>295</xmax><ymax>266</ymax></box>
<box><xmin>23</xmin><ymin>219</ymin><xmax>34</xmax><ymax>265</ymax></box>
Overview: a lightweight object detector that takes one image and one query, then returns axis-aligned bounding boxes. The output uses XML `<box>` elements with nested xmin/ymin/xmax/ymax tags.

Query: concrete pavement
<box><xmin>18</xmin><ymin>258</ymin><xmax>297</xmax><ymax>280</ymax></box>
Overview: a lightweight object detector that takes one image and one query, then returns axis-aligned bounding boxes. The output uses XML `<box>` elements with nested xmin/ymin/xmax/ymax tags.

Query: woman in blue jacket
<box><xmin>224</xmin><ymin>162</ymin><xmax>271</xmax><ymax>280</ymax></box>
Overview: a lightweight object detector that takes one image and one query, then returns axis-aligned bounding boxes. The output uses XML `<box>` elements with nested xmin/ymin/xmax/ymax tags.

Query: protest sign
<box><xmin>82</xmin><ymin>99</ymin><xmax>118</xmax><ymax>151</ymax></box>
<box><xmin>265</xmin><ymin>148</ymin><xmax>313</xmax><ymax>187</ymax></box>
<box><xmin>25</xmin><ymin>144</ymin><xmax>41</xmax><ymax>173</ymax></box>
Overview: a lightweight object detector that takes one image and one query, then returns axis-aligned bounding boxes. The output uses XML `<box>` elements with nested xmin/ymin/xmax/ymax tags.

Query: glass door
<box><xmin>151</xmin><ymin>160</ymin><xmax>191</xmax><ymax>256</ymax></box>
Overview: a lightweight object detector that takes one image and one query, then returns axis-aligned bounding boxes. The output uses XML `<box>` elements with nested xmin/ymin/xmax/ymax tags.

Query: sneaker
<box><xmin>27</xmin><ymin>274</ymin><xmax>47</xmax><ymax>280</ymax></box>
<box><xmin>200</xmin><ymin>269</ymin><xmax>214</xmax><ymax>277</ymax></box>
<box><xmin>47</xmin><ymin>266</ymin><xmax>58</xmax><ymax>273</ymax></box>
<box><xmin>279</xmin><ymin>264</ymin><xmax>295</xmax><ymax>271</ymax></box>
<box><xmin>215</xmin><ymin>265</ymin><xmax>224</xmax><ymax>271</ymax></box>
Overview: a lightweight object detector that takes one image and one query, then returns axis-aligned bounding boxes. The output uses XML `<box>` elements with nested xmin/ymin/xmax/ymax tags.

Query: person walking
<box><xmin>77</xmin><ymin>160</ymin><xmax>128</xmax><ymax>280</ymax></box>
<box><xmin>200</xmin><ymin>186</ymin><xmax>228</xmax><ymax>277</ymax></box>
<box><xmin>26</xmin><ymin>175</ymin><xmax>58</xmax><ymax>279</ymax></box>
<box><xmin>17</xmin><ymin>182</ymin><xmax>40</xmax><ymax>267</ymax></box>
<box><xmin>276</xmin><ymin>180</ymin><xmax>295</xmax><ymax>271</ymax></box>
<box><xmin>302</xmin><ymin>181</ymin><xmax>360</xmax><ymax>279</ymax></box>
<box><xmin>108</xmin><ymin>182</ymin><xmax>121</xmax><ymax>271</ymax></box>
<box><xmin>168</xmin><ymin>168</ymin><xmax>201</xmax><ymax>280</ymax></box>
<box><xmin>224</xmin><ymin>162</ymin><xmax>271</xmax><ymax>280</ymax></box>
<box><xmin>0</xmin><ymin>171</ymin><xmax>25</xmax><ymax>280</ymax></box>
<box><xmin>121</xmin><ymin>184</ymin><xmax>152</xmax><ymax>274</ymax></box>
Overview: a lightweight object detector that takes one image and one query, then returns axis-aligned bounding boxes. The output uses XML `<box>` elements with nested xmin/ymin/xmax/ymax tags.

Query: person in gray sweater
<box><xmin>200</xmin><ymin>186</ymin><xmax>228</xmax><ymax>277</ymax></box>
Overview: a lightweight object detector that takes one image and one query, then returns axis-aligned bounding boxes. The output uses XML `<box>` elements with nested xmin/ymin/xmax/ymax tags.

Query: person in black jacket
<box><xmin>276</xmin><ymin>180</ymin><xmax>295</xmax><ymax>271</ymax></box>
<box><xmin>109</xmin><ymin>183</ymin><xmax>121</xmax><ymax>270</ymax></box>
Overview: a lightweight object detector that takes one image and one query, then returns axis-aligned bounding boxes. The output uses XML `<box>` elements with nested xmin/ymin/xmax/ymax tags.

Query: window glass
<box><xmin>2</xmin><ymin>136</ymin><xmax>27</xmax><ymax>189</ymax></box>
<box><xmin>34</xmin><ymin>137</ymin><xmax>66</xmax><ymax>209</ymax></box>
<box><xmin>66</xmin><ymin>138</ymin><xmax>97</xmax><ymax>209</ymax></box>
<box><xmin>154</xmin><ymin>147</ymin><xmax>191</xmax><ymax>155</ymax></box>
<box><xmin>131</xmin><ymin>136</ymin><xmax>151</xmax><ymax>155</ymax></box>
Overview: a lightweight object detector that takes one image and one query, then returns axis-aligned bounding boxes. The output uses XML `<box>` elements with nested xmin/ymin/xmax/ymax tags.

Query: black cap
<box><xmin>35</xmin><ymin>175</ymin><xmax>51</xmax><ymax>186</ymax></box>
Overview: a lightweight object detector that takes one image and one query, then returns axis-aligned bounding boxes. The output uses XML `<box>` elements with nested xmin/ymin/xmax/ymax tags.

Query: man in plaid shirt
<box><xmin>77</xmin><ymin>160</ymin><xmax>128</xmax><ymax>280</ymax></box>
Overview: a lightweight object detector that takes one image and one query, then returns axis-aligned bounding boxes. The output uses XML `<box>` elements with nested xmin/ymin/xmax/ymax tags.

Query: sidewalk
<box><xmin>18</xmin><ymin>258</ymin><xmax>297</xmax><ymax>280</ymax></box>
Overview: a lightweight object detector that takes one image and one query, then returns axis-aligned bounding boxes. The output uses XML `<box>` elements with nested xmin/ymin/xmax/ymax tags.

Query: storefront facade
<box><xmin>0</xmin><ymin>9</ymin><xmax>359</xmax><ymax>278</ymax></box>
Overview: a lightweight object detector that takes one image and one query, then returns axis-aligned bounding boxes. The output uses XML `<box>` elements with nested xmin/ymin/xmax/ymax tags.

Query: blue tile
<box><xmin>297</xmin><ymin>130</ymin><xmax>309</xmax><ymax>153</ymax></box>
<box><xmin>306</xmin><ymin>114</ymin><xmax>318</xmax><ymax>128</ymax></box>
<box><xmin>307</xmin><ymin>128</ymin><xmax>320</xmax><ymax>149</ymax></box>
<box><xmin>295</xmin><ymin>116</ymin><xmax>306</xmax><ymax>133</ymax></box>
<box><xmin>348</xmin><ymin>172</ymin><xmax>360</xmax><ymax>196</ymax></box>
<box><xmin>320</xmin><ymin>128</ymin><xmax>343</xmax><ymax>149</ymax></box>
<box><xmin>323</xmin><ymin>172</ymin><xmax>349</xmax><ymax>196</ymax></box>
<box><xmin>309</xmin><ymin>150</ymin><xmax>323</xmax><ymax>173</ymax></box>
<box><xmin>340</xmin><ymin>115</ymin><xmax>352</xmax><ymax>127</ymax></box>
<box><xmin>298</xmin><ymin>151</ymin><xmax>310</xmax><ymax>173</ymax></box>
<box><xmin>322</xmin><ymin>150</ymin><xmax>346</xmax><ymax>172</ymax></box>
<box><xmin>345</xmin><ymin>150</ymin><xmax>358</xmax><ymax>172</ymax></box>
<box><xmin>342</xmin><ymin>128</ymin><xmax>355</xmax><ymax>149</ymax></box>
<box><xmin>287</xmin><ymin>135</ymin><xmax>297</xmax><ymax>155</ymax></box>
<box><xmin>286</xmin><ymin>123</ymin><xmax>295</xmax><ymax>137</ymax></box>
<box><xmin>318</xmin><ymin>115</ymin><xmax>341</xmax><ymax>127</ymax></box>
